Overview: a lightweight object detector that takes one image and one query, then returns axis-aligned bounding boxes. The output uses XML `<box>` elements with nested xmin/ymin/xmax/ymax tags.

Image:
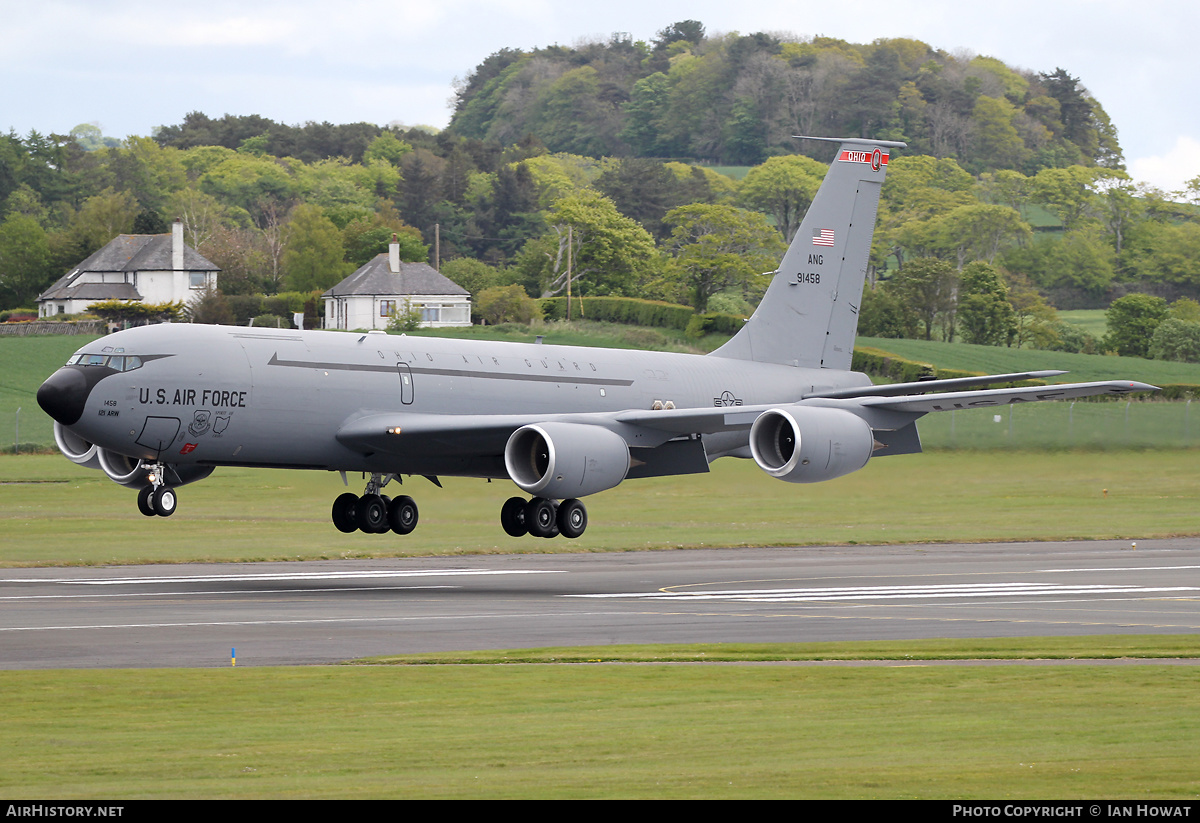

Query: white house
<box><xmin>37</xmin><ymin>220</ymin><xmax>219</xmax><ymax>317</ymax></box>
<box><xmin>322</xmin><ymin>238</ymin><xmax>471</xmax><ymax>330</ymax></box>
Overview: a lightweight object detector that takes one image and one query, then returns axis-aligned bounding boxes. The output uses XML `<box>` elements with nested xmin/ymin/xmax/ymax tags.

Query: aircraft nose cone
<box><xmin>37</xmin><ymin>367</ymin><xmax>90</xmax><ymax>426</ymax></box>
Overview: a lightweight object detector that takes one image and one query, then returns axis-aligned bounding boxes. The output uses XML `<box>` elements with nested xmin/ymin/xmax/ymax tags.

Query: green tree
<box><xmin>281</xmin><ymin>205</ymin><xmax>350</xmax><ymax>292</ymax></box>
<box><xmin>1148</xmin><ymin>318</ymin><xmax>1200</xmax><ymax>363</ymax></box>
<box><xmin>56</xmin><ymin>188</ymin><xmax>139</xmax><ymax>264</ymax></box>
<box><xmin>0</xmin><ymin>213</ymin><xmax>52</xmax><ymax>308</ymax></box>
<box><xmin>887</xmin><ymin>257</ymin><xmax>958</xmax><ymax>340</ymax></box>
<box><xmin>1031</xmin><ymin>166</ymin><xmax>1099</xmax><ymax>230</ymax></box>
<box><xmin>956</xmin><ymin>261</ymin><xmax>1016</xmax><ymax>345</ymax></box>
<box><xmin>1103</xmin><ymin>293</ymin><xmax>1169</xmax><ymax>358</ymax></box>
<box><xmin>970</xmin><ymin>96</ymin><xmax>1025</xmax><ymax>171</ymax></box>
<box><xmin>620</xmin><ymin>72</ymin><xmax>672</xmax><ymax>156</ymax></box>
<box><xmin>930</xmin><ymin>203</ymin><xmax>1030</xmax><ymax>267</ymax></box>
<box><xmin>858</xmin><ymin>285</ymin><xmax>919</xmax><ymax>339</ymax></box>
<box><xmin>663</xmin><ymin>203</ymin><xmax>785</xmax><ymax>311</ymax></box>
<box><xmin>184</xmin><ymin>286</ymin><xmax>235</xmax><ymax>325</ymax></box>
<box><xmin>518</xmin><ymin>191</ymin><xmax>657</xmax><ymax>298</ymax></box>
<box><xmin>739</xmin><ymin>155</ymin><xmax>827</xmax><ymax>241</ymax></box>
<box><xmin>362</xmin><ymin>132</ymin><xmax>413</xmax><ymax>167</ymax></box>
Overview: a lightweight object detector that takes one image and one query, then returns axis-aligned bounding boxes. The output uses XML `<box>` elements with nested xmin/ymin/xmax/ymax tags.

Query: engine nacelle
<box><xmin>504</xmin><ymin>422</ymin><xmax>630</xmax><ymax>499</ymax></box>
<box><xmin>749</xmin><ymin>406</ymin><xmax>874</xmax><ymax>483</ymax></box>
<box><xmin>53</xmin><ymin>422</ymin><xmax>101</xmax><ymax>471</ymax></box>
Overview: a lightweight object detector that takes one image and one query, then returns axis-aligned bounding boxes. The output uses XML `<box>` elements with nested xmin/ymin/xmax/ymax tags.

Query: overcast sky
<box><xmin>2</xmin><ymin>0</ymin><xmax>1196</xmax><ymax>193</ymax></box>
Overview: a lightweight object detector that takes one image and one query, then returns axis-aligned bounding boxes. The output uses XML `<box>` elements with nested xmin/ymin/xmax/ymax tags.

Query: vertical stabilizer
<box><xmin>710</xmin><ymin>137</ymin><xmax>904</xmax><ymax>370</ymax></box>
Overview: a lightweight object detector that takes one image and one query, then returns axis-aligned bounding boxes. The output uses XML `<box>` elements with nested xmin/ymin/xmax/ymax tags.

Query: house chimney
<box><xmin>389</xmin><ymin>233</ymin><xmax>400</xmax><ymax>273</ymax></box>
<box><xmin>172</xmin><ymin>219</ymin><xmax>184</xmax><ymax>272</ymax></box>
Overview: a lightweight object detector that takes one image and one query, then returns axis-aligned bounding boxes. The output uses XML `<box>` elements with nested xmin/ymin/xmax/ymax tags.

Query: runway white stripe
<box><xmin>570</xmin><ymin>582</ymin><xmax>1200</xmax><ymax>603</ymax></box>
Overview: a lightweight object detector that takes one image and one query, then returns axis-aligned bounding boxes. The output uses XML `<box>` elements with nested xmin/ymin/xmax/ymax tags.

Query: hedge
<box><xmin>539</xmin><ymin>296</ymin><xmax>746</xmax><ymax>338</ymax></box>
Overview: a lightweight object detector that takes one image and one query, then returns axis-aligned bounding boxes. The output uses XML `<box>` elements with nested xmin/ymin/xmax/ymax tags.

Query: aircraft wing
<box><xmin>336</xmin><ymin>378</ymin><xmax>1157</xmax><ymax>457</ymax></box>
<box><xmin>856</xmin><ymin>380</ymin><xmax>1158</xmax><ymax>414</ymax></box>
<box><xmin>807</xmin><ymin>370</ymin><xmax>1067</xmax><ymax>399</ymax></box>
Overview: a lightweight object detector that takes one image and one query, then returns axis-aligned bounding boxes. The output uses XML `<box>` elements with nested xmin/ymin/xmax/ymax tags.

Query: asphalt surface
<box><xmin>2</xmin><ymin>539</ymin><xmax>1198</xmax><ymax>668</ymax></box>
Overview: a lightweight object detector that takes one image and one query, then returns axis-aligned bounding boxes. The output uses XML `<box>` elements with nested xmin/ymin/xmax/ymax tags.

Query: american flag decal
<box><xmin>812</xmin><ymin>228</ymin><xmax>835</xmax><ymax>247</ymax></box>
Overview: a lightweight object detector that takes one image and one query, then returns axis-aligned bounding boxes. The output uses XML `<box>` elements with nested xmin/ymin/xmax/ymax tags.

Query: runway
<box><xmin>2</xmin><ymin>539</ymin><xmax>1198</xmax><ymax>668</ymax></box>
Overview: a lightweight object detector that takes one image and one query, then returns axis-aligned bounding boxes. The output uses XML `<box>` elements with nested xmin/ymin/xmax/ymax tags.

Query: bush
<box><xmin>249</xmin><ymin>314</ymin><xmax>293</xmax><ymax>328</ymax></box>
<box><xmin>478</xmin><ymin>285</ymin><xmax>541</xmax><ymax>325</ymax></box>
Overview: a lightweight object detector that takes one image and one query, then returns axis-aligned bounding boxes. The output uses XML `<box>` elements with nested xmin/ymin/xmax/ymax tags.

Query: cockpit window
<box><xmin>72</xmin><ymin>353</ymin><xmax>143</xmax><ymax>371</ymax></box>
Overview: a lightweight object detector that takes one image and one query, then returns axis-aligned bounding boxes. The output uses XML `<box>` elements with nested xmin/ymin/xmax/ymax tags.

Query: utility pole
<box><xmin>566</xmin><ymin>225</ymin><xmax>572</xmax><ymax>322</ymax></box>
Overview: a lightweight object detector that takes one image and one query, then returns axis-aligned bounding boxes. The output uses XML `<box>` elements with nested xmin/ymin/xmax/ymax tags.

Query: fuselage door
<box><xmin>397</xmin><ymin>362</ymin><xmax>414</xmax><ymax>405</ymax></box>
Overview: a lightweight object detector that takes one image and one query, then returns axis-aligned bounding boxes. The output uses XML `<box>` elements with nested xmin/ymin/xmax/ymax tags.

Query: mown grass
<box><xmin>2</xmin><ymin>448</ymin><xmax>1199</xmax><ymax>566</ymax></box>
<box><xmin>857</xmin><ymin>335</ymin><xmax>1200</xmax><ymax>386</ymax></box>
<box><xmin>1058</xmin><ymin>309</ymin><xmax>1109</xmax><ymax>339</ymax></box>
<box><xmin>2</xmin><ymin>652</ymin><xmax>1198</xmax><ymax>798</ymax></box>
<box><xmin>358</xmin><ymin>636</ymin><xmax>1200</xmax><ymax>664</ymax></box>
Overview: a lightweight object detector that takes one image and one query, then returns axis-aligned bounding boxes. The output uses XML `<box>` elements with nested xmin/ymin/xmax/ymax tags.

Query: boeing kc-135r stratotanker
<box><xmin>37</xmin><ymin>137</ymin><xmax>1157</xmax><ymax>538</ymax></box>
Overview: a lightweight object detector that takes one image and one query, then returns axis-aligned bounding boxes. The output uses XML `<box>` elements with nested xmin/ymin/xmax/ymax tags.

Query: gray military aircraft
<box><xmin>37</xmin><ymin>136</ymin><xmax>1156</xmax><ymax>539</ymax></box>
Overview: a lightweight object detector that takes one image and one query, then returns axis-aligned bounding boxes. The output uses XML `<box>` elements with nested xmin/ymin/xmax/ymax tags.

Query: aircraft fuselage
<box><xmin>45</xmin><ymin>322</ymin><xmax>872</xmax><ymax>479</ymax></box>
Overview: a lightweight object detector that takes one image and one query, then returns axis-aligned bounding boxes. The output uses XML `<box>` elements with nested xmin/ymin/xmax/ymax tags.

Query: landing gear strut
<box><xmin>331</xmin><ymin>474</ymin><xmax>418</xmax><ymax>536</ymax></box>
<box><xmin>501</xmin><ymin>496</ymin><xmax>587</xmax><ymax>539</ymax></box>
<box><xmin>136</xmin><ymin>464</ymin><xmax>176</xmax><ymax>517</ymax></box>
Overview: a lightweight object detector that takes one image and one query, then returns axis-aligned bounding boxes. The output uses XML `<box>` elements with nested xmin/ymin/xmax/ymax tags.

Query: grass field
<box><xmin>857</xmin><ymin>335</ymin><xmax>1200</xmax><ymax>385</ymax></box>
<box><xmin>1058</xmin><ymin>309</ymin><xmax>1109</xmax><ymax>339</ymax></box>
<box><xmin>3</xmin><ymin>448</ymin><xmax>1199</xmax><ymax>565</ymax></box>
<box><xmin>2</xmin><ymin>650</ymin><xmax>1198</xmax><ymax>798</ymax></box>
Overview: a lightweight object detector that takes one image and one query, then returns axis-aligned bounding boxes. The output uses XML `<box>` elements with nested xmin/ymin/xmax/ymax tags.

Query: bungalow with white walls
<box><xmin>37</xmin><ymin>220</ymin><xmax>219</xmax><ymax>317</ymax></box>
<box><xmin>322</xmin><ymin>238</ymin><xmax>471</xmax><ymax>330</ymax></box>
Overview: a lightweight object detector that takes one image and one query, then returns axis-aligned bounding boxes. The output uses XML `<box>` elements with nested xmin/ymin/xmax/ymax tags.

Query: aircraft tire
<box><xmin>557</xmin><ymin>498</ymin><xmax>587</xmax><ymax>539</ymax></box>
<box><xmin>526</xmin><ymin>497</ymin><xmax>558</xmax><ymax>538</ymax></box>
<box><xmin>356</xmin><ymin>494</ymin><xmax>388</xmax><ymax>533</ymax></box>
<box><xmin>152</xmin><ymin>486</ymin><xmax>177</xmax><ymax>517</ymax></box>
<box><xmin>501</xmin><ymin>496</ymin><xmax>528</xmax><ymax>537</ymax></box>
<box><xmin>388</xmin><ymin>495</ymin><xmax>418</xmax><ymax>535</ymax></box>
<box><xmin>332</xmin><ymin>492</ymin><xmax>359</xmax><ymax>533</ymax></box>
<box><xmin>137</xmin><ymin>486</ymin><xmax>157</xmax><ymax>517</ymax></box>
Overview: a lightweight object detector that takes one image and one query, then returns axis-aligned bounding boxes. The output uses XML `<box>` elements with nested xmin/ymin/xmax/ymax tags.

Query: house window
<box><xmin>420</xmin><ymin>305</ymin><xmax>439</xmax><ymax>323</ymax></box>
<box><xmin>189</xmin><ymin>272</ymin><xmax>207</xmax><ymax>288</ymax></box>
<box><xmin>380</xmin><ymin>300</ymin><xmax>396</xmax><ymax>317</ymax></box>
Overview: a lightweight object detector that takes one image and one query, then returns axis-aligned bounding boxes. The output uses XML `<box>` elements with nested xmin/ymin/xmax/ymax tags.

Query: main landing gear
<box><xmin>331</xmin><ymin>473</ymin><xmax>418</xmax><ymax>535</ymax></box>
<box><xmin>501</xmin><ymin>496</ymin><xmax>587</xmax><ymax>539</ymax></box>
<box><xmin>136</xmin><ymin>464</ymin><xmax>177</xmax><ymax>518</ymax></box>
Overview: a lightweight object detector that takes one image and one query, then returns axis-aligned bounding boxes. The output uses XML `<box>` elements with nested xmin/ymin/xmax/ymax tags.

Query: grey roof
<box><xmin>37</xmin><ymin>233</ymin><xmax>219</xmax><ymax>302</ymax></box>
<box><xmin>323</xmin><ymin>255</ymin><xmax>469</xmax><ymax>298</ymax></box>
<box><xmin>39</xmin><ymin>282</ymin><xmax>142</xmax><ymax>302</ymax></box>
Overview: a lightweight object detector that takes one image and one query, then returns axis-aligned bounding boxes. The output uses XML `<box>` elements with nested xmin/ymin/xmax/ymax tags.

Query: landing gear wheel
<box><xmin>388</xmin><ymin>495</ymin><xmax>418</xmax><ymax>535</ymax></box>
<box><xmin>137</xmin><ymin>486</ymin><xmax>156</xmax><ymax>517</ymax></box>
<box><xmin>557</xmin><ymin>498</ymin><xmax>587</xmax><ymax>539</ymax></box>
<box><xmin>151</xmin><ymin>486</ymin><xmax>177</xmax><ymax>517</ymax></box>
<box><xmin>526</xmin><ymin>497</ymin><xmax>558</xmax><ymax>538</ymax></box>
<box><xmin>356</xmin><ymin>494</ymin><xmax>388</xmax><ymax>533</ymax></box>
<box><xmin>332</xmin><ymin>492</ymin><xmax>359</xmax><ymax>533</ymax></box>
<box><xmin>501</xmin><ymin>496</ymin><xmax>529</xmax><ymax>537</ymax></box>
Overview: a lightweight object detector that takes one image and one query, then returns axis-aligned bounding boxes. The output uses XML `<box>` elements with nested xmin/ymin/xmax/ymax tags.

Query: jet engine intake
<box><xmin>504</xmin><ymin>422</ymin><xmax>630</xmax><ymax>499</ymax></box>
<box><xmin>97</xmin><ymin>449</ymin><xmax>150</xmax><ymax>487</ymax></box>
<box><xmin>749</xmin><ymin>406</ymin><xmax>874</xmax><ymax>483</ymax></box>
<box><xmin>53</xmin><ymin>422</ymin><xmax>101</xmax><ymax>471</ymax></box>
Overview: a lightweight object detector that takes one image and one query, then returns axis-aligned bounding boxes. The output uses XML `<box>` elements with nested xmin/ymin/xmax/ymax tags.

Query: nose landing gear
<box><xmin>136</xmin><ymin>464</ymin><xmax>177</xmax><ymax>517</ymax></box>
